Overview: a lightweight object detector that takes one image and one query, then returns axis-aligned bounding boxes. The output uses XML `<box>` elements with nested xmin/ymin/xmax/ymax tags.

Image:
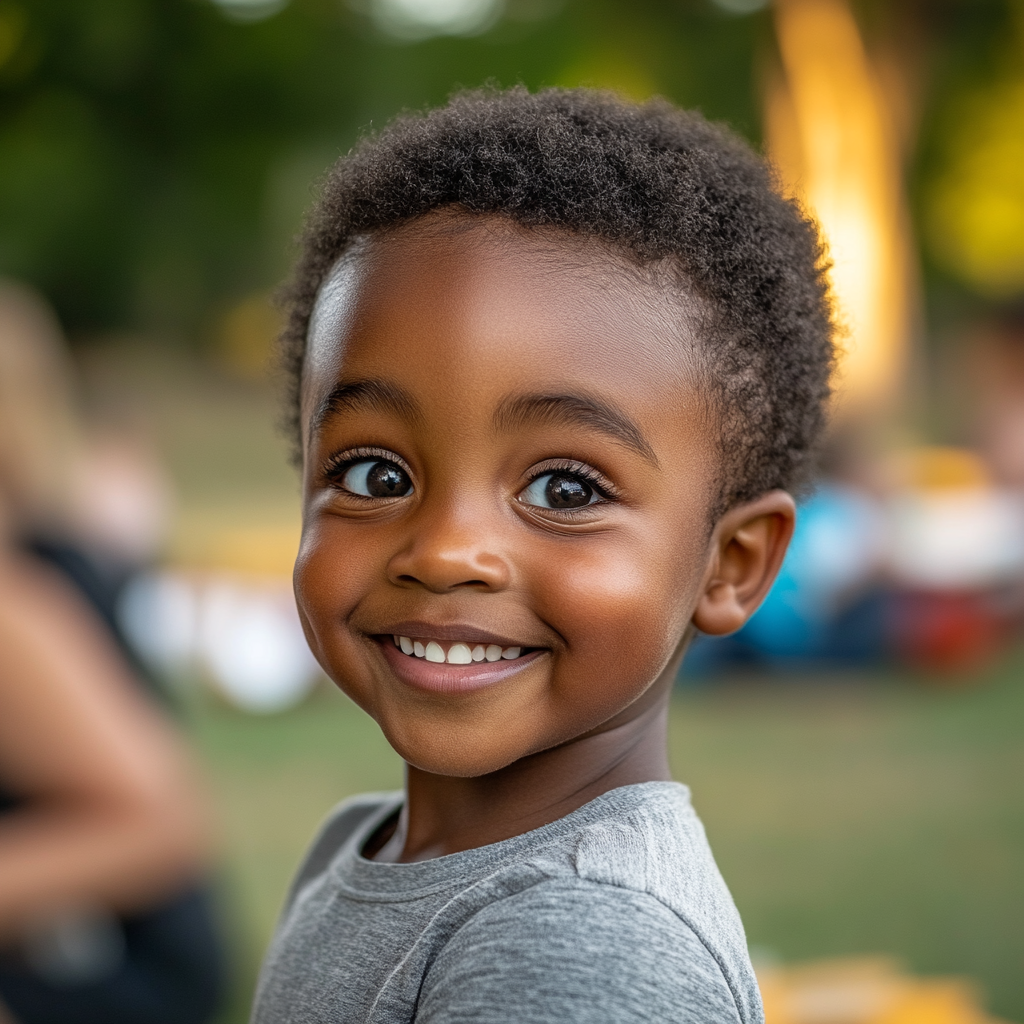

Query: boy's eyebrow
<box><xmin>312</xmin><ymin>377</ymin><xmax>420</xmax><ymax>433</ymax></box>
<box><xmin>494</xmin><ymin>392</ymin><xmax>659</xmax><ymax>467</ymax></box>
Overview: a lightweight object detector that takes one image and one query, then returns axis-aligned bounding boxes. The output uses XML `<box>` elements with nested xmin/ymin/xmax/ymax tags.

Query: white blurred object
<box><xmin>199</xmin><ymin>579</ymin><xmax>320</xmax><ymax>713</ymax></box>
<box><xmin>118</xmin><ymin>571</ymin><xmax>321</xmax><ymax>713</ymax></box>
<box><xmin>118</xmin><ymin>571</ymin><xmax>198</xmax><ymax>675</ymax></box>
<box><xmin>888</xmin><ymin>488</ymin><xmax>1024</xmax><ymax>589</ymax></box>
<box><xmin>368</xmin><ymin>0</ymin><xmax>502</xmax><ymax>39</ymax></box>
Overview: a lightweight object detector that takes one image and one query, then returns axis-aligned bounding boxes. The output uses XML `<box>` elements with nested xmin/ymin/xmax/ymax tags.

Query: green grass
<box><xmin>670</xmin><ymin>666</ymin><xmax>1024</xmax><ymax>1020</ymax></box>
<box><xmin>191</xmin><ymin>659</ymin><xmax>1024</xmax><ymax>1023</ymax></box>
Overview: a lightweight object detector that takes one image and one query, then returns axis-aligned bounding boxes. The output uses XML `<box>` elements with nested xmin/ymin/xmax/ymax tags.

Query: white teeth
<box><xmin>447</xmin><ymin>643</ymin><xmax>473</xmax><ymax>664</ymax></box>
<box><xmin>395</xmin><ymin>637</ymin><xmax>526</xmax><ymax>663</ymax></box>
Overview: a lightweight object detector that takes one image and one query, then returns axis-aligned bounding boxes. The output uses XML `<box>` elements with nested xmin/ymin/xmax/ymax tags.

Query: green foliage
<box><xmin>0</xmin><ymin>0</ymin><xmax>767</xmax><ymax>336</ymax></box>
<box><xmin>0</xmin><ymin>0</ymin><xmax>1016</xmax><ymax>337</ymax></box>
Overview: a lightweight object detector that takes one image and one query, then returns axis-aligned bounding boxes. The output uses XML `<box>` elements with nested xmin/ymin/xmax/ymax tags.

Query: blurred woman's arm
<box><xmin>0</xmin><ymin>552</ymin><xmax>213</xmax><ymax>942</ymax></box>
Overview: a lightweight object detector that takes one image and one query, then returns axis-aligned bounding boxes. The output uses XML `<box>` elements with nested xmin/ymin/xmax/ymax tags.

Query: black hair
<box><xmin>281</xmin><ymin>86</ymin><xmax>834</xmax><ymax>513</ymax></box>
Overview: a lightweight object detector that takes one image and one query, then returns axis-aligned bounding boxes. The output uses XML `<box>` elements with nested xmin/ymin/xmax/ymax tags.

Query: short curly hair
<box><xmin>281</xmin><ymin>86</ymin><xmax>834</xmax><ymax>513</ymax></box>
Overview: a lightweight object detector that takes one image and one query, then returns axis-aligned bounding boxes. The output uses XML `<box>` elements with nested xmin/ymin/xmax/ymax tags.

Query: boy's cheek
<box><xmin>527</xmin><ymin>530</ymin><xmax>702</xmax><ymax>653</ymax></box>
<box><xmin>292</xmin><ymin>522</ymin><xmax>378</xmax><ymax>667</ymax></box>
<box><xmin>523</xmin><ymin>541</ymin><xmax>700</xmax><ymax>715</ymax></box>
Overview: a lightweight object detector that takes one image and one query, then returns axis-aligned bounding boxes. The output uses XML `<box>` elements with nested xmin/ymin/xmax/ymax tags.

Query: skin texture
<box><xmin>295</xmin><ymin>214</ymin><xmax>794</xmax><ymax>863</ymax></box>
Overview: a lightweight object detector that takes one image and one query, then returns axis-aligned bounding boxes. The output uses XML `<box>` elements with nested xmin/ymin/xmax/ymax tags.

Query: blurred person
<box><xmin>884</xmin><ymin>446</ymin><xmax>1024</xmax><ymax>674</ymax></box>
<box><xmin>0</xmin><ymin>281</ymin><xmax>224</xmax><ymax>1024</ymax></box>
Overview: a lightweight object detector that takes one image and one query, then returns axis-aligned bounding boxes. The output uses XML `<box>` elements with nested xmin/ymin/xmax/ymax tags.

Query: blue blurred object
<box><xmin>683</xmin><ymin>484</ymin><xmax>890</xmax><ymax>677</ymax></box>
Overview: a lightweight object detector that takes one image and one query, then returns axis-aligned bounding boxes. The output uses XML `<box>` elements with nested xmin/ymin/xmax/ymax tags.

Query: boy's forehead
<box><xmin>305</xmin><ymin>242</ymin><xmax>370</xmax><ymax>388</ymax></box>
<box><xmin>303</xmin><ymin>219</ymin><xmax>701</xmax><ymax>420</ymax></box>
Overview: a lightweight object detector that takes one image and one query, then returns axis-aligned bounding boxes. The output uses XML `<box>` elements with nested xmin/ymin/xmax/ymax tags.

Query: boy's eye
<box><xmin>341</xmin><ymin>459</ymin><xmax>412</xmax><ymax>498</ymax></box>
<box><xmin>519</xmin><ymin>472</ymin><xmax>600</xmax><ymax>510</ymax></box>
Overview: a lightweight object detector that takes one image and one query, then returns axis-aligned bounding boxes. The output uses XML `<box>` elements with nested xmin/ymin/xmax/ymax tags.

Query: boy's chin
<box><xmin>379</xmin><ymin>720</ymin><xmax>553</xmax><ymax>779</ymax></box>
<box><xmin>390</xmin><ymin>737</ymin><xmax>528</xmax><ymax>779</ymax></box>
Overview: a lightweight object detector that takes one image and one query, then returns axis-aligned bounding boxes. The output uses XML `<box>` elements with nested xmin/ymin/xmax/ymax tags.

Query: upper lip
<box><xmin>374</xmin><ymin>621</ymin><xmax>539</xmax><ymax>648</ymax></box>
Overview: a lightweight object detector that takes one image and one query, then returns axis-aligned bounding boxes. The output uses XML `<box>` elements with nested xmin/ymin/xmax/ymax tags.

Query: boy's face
<box><xmin>297</xmin><ymin>217</ymin><xmax>722</xmax><ymax>777</ymax></box>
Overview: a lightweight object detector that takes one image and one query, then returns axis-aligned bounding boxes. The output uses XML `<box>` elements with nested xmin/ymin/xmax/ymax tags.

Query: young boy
<box><xmin>252</xmin><ymin>87</ymin><xmax>833</xmax><ymax>1024</ymax></box>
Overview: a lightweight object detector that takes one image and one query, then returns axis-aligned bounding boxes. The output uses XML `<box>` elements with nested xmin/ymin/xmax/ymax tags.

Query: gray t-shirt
<box><xmin>251</xmin><ymin>782</ymin><xmax>763</xmax><ymax>1024</ymax></box>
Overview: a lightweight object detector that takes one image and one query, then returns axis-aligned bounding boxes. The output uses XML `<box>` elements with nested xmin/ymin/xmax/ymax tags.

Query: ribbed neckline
<box><xmin>331</xmin><ymin>780</ymin><xmax>689</xmax><ymax>899</ymax></box>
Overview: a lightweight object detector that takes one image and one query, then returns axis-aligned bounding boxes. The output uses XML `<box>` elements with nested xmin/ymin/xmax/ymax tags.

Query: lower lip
<box><xmin>377</xmin><ymin>638</ymin><xmax>544</xmax><ymax>694</ymax></box>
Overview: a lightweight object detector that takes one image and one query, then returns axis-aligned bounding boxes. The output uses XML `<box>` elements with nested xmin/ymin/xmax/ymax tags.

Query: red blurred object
<box><xmin>892</xmin><ymin>590</ymin><xmax>1007</xmax><ymax>675</ymax></box>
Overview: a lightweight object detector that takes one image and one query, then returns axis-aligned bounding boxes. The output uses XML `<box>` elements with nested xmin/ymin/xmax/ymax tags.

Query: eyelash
<box><xmin>321</xmin><ymin>450</ymin><xmax>619</xmax><ymax>508</ymax></box>
<box><xmin>524</xmin><ymin>460</ymin><xmax>618</xmax><ymax>503</ymax></box>
<box><xmin>322</xmin><ymin>447</ymin><xmax>408</xmax><ymax>489</ymax></box>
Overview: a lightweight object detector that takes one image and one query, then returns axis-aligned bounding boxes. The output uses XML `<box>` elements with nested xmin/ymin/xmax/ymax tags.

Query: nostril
<box><xmin>395</xmin><ymin>574</ymin><xmax>490</xmax><ymax>589</ymax></box>
<box><xmin>389</xmin><ymin>550</ymin><xmax>511</xmax><ymax>592</ymax></box>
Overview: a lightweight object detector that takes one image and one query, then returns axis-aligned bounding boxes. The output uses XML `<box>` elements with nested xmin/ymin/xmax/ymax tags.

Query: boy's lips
<box><xmin>373</xmin><ymin>628</ymin><xmax>546</xmax><ymax>694</ymax></box>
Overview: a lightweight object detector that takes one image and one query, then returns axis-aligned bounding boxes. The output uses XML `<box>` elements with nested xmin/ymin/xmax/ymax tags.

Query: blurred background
<box><xmin>0</xmin><ymin>0</ymin><xmax>1021</xmax><ymax>1021</ymax></box>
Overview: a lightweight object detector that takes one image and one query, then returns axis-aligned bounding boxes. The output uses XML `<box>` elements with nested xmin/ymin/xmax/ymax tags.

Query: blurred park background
<box><xmin>1</xmin><ymin>0</ymin><xmax>1023</xmax><ymax>1021</ymax></box>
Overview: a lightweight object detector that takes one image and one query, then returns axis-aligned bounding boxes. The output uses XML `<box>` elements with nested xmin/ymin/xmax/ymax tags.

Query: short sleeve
<box><xmin>416</xmin><ymin>879</ymin><xmax>744</xmax><ymax>1024</ymax></box>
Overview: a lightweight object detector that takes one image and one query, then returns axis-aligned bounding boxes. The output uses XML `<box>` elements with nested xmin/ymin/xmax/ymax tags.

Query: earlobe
<box><xmin>691</xmin><ymin>490</ymin><xmax>796</xmax><ymax>637</ymax></box>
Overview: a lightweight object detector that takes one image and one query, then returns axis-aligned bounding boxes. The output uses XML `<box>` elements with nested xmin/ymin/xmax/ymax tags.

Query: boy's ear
<box><xmin>692</xmin><ymin>490</ymin><xmax>796</xmax><ymax>637</ymax></box>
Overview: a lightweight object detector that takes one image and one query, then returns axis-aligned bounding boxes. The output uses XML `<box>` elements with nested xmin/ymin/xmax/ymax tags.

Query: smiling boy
<box><xmin>252</xmin><ymin>88</ymin><xmax>833</xmax><ymax>1024</ymax></box>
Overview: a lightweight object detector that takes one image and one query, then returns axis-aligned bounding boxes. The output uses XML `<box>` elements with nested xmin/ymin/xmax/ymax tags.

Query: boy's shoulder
<box><xmin>301</xmin><ymin>783</ymin><xmax>749</xmax><ymax>960</ymax></box>
<box><xmin>489</xmin><ymin>784</ymin><xmax>758</xmax><ymax>1024</ymax></box>
<box><xmin>555</xmin><ymin>779</ymin><xmax>714</xmax><ymax>888</ymax></box>
<box><xmin>275</xmin><ymin>784</ymin><xmax>762</xmax><ymax>1024</ymax></box>
<box><xmin>292</xmin><ymin>781</ymin><xmax>732</xmax><ymax>919</ymax></box>
<box><xmin>531</xmin><ymin>783</ymin><xmax>758</xmax><ymax>1018</ymax></box>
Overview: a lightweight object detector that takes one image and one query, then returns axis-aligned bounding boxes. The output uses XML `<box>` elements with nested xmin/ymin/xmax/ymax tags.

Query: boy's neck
<box><xmin>371</xmin><ymin>680</ymin><xmax>674</xmax><ymax>864</ymax></box>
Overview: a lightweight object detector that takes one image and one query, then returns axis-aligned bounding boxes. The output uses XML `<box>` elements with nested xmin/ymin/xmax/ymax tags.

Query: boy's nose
<box><xmin>386</xmin><ymin>511</ymin><xmax>512</xmax><ymax>594</ymax></box>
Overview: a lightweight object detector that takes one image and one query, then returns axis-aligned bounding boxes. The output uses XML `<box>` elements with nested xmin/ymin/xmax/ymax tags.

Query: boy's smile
<box><xmin>295</xmin><ymin>214</ymin><xmax>788</xmax><ymax>784</ymax></box>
